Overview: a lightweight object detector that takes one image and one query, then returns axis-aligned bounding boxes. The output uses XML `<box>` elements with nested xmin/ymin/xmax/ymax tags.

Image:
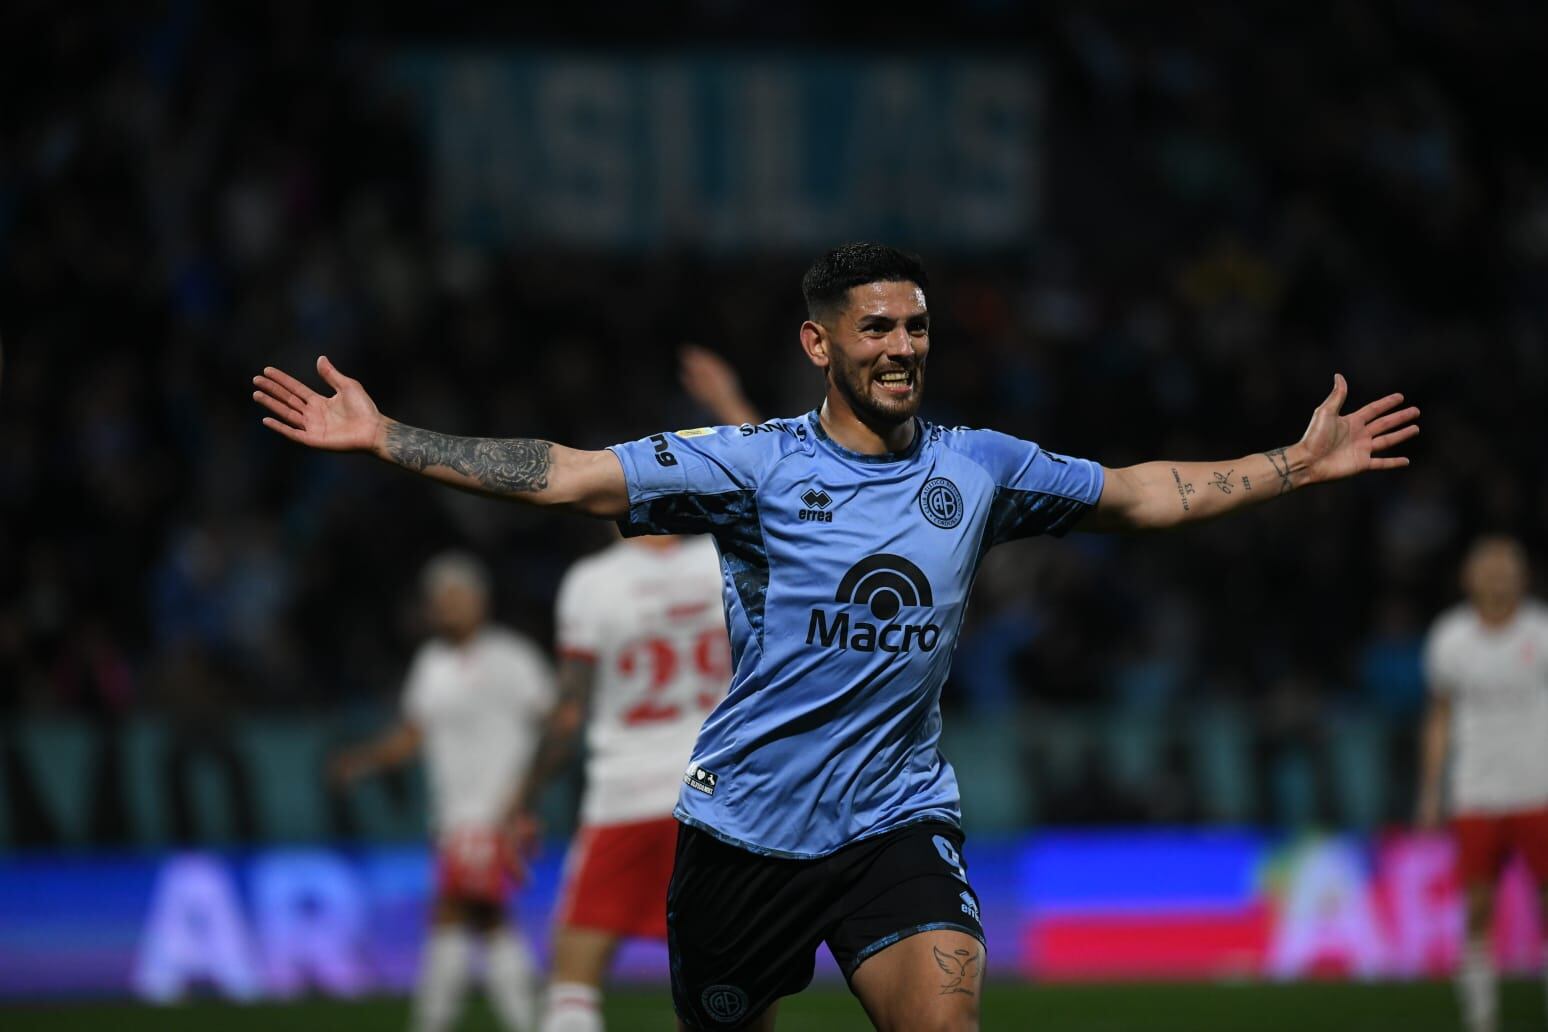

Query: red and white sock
<box><xmin>541</xmin><ymin>981</ymin><xmax>603</xmax><ymax>1032</ymax></box>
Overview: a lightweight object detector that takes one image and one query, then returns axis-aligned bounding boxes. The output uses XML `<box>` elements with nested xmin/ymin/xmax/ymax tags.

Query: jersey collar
<box><xmin>806</xmin><ymin>410</ymin><xmax>926</xmax><ymax>464</ymax></box>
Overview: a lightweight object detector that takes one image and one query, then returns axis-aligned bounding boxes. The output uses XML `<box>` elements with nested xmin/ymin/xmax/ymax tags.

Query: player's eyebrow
<box><xmin>857</xmin><ymin>310</ymin><xmax>929</xmax><ymax>330</ymax></box>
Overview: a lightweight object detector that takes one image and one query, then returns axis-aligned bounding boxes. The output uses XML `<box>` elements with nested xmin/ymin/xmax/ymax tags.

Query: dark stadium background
<box><xmin>3</xmin><ymin>2</ymin><xmax>1546</xmax><ymax>1029</ymax></box>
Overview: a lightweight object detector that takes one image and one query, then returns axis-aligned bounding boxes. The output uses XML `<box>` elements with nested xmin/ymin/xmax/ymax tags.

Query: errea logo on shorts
<box><xmin>684</xmin><ymin>763</ymin><xmax>719</xmax><ymax>796</ymax></box>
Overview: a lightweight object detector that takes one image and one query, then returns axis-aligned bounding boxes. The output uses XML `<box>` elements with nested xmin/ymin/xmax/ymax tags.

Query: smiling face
<box><xmin>802</xmin><ymin>279</ymin><xmax>930</xmax><ymax>429</ymax></box>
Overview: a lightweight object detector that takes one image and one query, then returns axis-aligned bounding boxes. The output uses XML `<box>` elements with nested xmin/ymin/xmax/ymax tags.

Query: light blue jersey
<box><xmin>608</xmin><ymin>412</ymin><xmax>1104</xmax><ymax>857</ymax></box>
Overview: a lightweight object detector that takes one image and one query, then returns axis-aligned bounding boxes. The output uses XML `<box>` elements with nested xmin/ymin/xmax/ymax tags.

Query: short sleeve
<box><xmin>951</xmin><ymin>429</ymin><xmax>1104</xmax><ymax>545</ymax></box>
<box><xmin>554</xmin><ymin>563</ymin><xmax>602</xmax><ymax>663</ymax></box>
<box><xmin>500</xmin><ymin>635</ymin><xmax>556</xmax><ymax>720</ymax></box>
<box><xmin>608</xmin><ymin>425</ymin><xmax>770</xmax><ymax>536</ymax></box>
<box><xmin>400</xmin><ymin>649</ymin><xmax>432</xmax><ymax>723</ymax></box>
<box><xmin>1422</xmin><ymin>624</ymin><xmax>1457</xmax><ymax>698</ymax></box>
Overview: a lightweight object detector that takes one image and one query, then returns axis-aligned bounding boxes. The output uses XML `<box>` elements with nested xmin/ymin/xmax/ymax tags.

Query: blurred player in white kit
<box><xmin>1417</xmin><ymin>536</ymin><xmax>1548</xmax><ymax>1032</ymax></box>
<box><xmin>333</xmin><ymin>552</ymin><xmax>555</xmax><ymax>1032</ymax></box>
<box><xmin>506</xmin><ymin>347</ymin><xmax>756</xmax><ymax>1032</ymax></box>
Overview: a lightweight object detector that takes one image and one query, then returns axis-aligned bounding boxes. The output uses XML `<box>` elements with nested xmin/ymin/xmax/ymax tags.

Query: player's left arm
<box><xmin>1081</xmin><ymin>375</ymin><xmax>1419</xmax><ymax>531</ymax></box>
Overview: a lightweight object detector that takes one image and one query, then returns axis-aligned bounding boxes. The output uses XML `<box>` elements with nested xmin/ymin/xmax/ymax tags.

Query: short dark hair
<box><xmin>801</xmin><ymin>243</ymin><xmax>929</xmax><ymax>321</ymax></box>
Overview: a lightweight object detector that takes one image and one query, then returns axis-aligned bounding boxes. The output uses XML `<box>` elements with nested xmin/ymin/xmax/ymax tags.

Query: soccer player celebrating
<box><xmin>259</xmin><ymin>244</ymin><xmax>1419</xmax><ymax>1031</ymax></box>
<box><xmin>331</xmin><ymin>553</ymin><xmax>554</xmax><ymax>1032</ymax></box>
<box><xmin>508</xmin><ymin>347</ymin><xmax>758</xmax><ymax>1032</ymax></box>
<box><xmin>1417</xmin><ymin>536</ymin><xmax>1548</xmax><ymax>1032</ymax></box>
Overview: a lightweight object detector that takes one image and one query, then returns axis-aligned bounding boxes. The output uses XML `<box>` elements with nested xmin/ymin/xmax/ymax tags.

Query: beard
<box><xmin>828</xmin><ymin>347</ymin><xmax>926</xmax><ymax>429</ymax></box>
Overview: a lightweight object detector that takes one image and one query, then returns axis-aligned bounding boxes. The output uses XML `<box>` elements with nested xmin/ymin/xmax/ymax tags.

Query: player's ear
<box><xmin>799</xmin><ymin>320</ymin><xmax>830</xmax><ymax>370</ymax></box>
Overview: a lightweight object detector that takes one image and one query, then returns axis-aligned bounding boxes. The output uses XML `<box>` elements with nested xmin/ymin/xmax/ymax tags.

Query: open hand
<box><xmin>504</xmin><ymin>809</ymin><xmax>542</xmax><ymax>863</ymax></box>
<box><xmin>253</xmin><ymin>356</ymin><xmax>386</xmax><ymax>454</ymax></box>
<box><xmin>1297</xmin><ymin>374</ymin><xmax>1420</xmax><ymax>485</ymax></box>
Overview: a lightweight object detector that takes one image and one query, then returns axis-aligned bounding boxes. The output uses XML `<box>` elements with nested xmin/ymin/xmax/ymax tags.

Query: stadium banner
<box><xmin>0</xmin><ymin>831</ymin><xmax>1536</xmax><ymax>1000</ymax></box>
<box><xmin>389</xmin><ymin>53</ymin><xmax>1040</xmax><ymax>250</ymax></box>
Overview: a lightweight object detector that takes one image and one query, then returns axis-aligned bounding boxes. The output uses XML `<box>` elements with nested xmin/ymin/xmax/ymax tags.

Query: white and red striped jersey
<box><xmin>556</xmin><ymin>536</ymin><xmax>729</xmax><ymax>826</ymax></box>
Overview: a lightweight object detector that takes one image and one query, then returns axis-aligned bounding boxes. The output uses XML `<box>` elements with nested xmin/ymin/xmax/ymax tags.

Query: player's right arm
<box><xmin>329</xmin><ymin>720</ymin><xmax>423</xmax><ymax>787</ymax></box>
<box><xmin>505</xmin><ymin>656</ymin><xmax>596</xmax><ymax>853</ymax></box>
<box><xmin>253</xmin><ymin>356</ymin><xmax>628</xmax><ymax>519</ymax></box>
<box><xmin>1416</xmin><ymin>695</ymin><xmax>1451</xmax><ymax>829</ymax></box>
<box><xmin>1416</xmin><ymin>624</ymin><xmax>1455</xmax><ymax>829</ymax></box>
<box><xmin>511</xmin><ymin>656</ymin><xmax>595</xmax><ymax>814</ymax></box>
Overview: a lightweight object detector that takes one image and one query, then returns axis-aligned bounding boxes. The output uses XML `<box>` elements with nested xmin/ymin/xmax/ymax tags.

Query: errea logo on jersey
<box><xmin>805</xmin><ymin>554</ymin><xmax>942</xmax><ymax>654</ymax></box>
<box><xmin>799</xmin><ymin>487</ymin><xmax>834</xmax><ymax>523</ymax></box>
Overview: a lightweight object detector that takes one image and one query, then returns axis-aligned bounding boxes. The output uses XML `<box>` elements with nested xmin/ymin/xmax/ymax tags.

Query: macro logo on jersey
<box><xmin>805</xmin><ymin>554</ymin><xmax>941</xmax><ymax>654</ymax></box>
<box><xmin>798</xmin><ymin>487</ymin><xmax>834</xmax><ymax>523</ymax></box>
<box><xmin>919</xmin><ymin>476</ymin><xmax>964</xmax><ymax>529</ymax></box>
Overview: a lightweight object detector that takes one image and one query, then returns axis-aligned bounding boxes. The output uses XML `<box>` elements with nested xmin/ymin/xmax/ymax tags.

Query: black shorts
<box><xmin>666</xmin><ymin>819</ymin><xmax>985</xmax><ymax>1029</ymax></box>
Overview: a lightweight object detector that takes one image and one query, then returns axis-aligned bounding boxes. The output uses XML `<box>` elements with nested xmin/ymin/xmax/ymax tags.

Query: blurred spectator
<box><xmin>2</xmin><ymin>2</ymin><xmax>1545</xmax><ymax>834</ymax></box>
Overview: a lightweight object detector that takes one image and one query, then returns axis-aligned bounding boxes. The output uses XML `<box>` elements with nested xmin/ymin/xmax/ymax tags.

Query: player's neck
<box><xmin>818</xmin><ymin>396</ymin><xmax>916</xmax><ymax>456</ymax></box>
<box><xmin>1475</xmin><ymin>598</ymin><xmax>1521</xmax><ymax>629</ymax></box>
<box><xmin>443</xmin><ymin>623</ymin><xmax>483</xmax><ymax>647</ymax></box>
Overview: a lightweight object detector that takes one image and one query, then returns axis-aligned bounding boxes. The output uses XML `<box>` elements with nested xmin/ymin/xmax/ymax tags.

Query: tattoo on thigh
<box><xmin>933</xmin><ymin>945</ymin><xmax>981</xmax><ymax>996</ymax></box>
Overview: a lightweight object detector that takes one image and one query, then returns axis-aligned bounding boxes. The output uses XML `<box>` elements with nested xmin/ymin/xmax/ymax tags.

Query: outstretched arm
<box><xmin>1083</xmin><ymin>374</ymin><xmax>1419</xmax><ymax>531</ymax></box>
<box><xmin>253</xmin><ymin>356</ymin><xmax>628</xmax><ymax>518</ymax></box>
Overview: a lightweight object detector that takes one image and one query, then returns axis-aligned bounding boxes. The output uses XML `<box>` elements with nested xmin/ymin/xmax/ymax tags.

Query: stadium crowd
<box><xmin>2</xmin><ymin>3</ymin><xmax>1545</xmax><ymax>832</ymax></box>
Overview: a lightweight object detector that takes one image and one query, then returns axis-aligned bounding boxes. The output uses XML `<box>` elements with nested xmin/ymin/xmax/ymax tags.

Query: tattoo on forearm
<box><xmin>1170</xmin><ymin>467</ymin><xmax>1195</xmax><ymax>512</ymax></box>
<box><xmin>385</xmin><ymin>423</ymin><xmax>553</xmax><ymax>494</ymax></box>
<box><xmin>1262</xmin><ymin>447</ymin><xmax>1295</xmax><ymax>495</ymax></box>
<box><xmin>934</xmin><ymin>945</ymin><xmax>981</xmax><ymax>996</ymax></box>
<box><xmin>1241</xmin><ymin>475</ymin><xmax>1252</xmax><ymax>492</ymax></box>
<box><xmin>1210</xmin><ymin>469</ymin><xmax>1235</xmax><ymax>495</ymax></box>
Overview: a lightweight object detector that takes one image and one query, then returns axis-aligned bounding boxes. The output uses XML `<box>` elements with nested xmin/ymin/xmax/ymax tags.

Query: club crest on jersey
<box><xmin>798</xmin><ymin>487</ymin><xmax>834</xmax><ymax>523</ymax></box>
<box><xmin>805</xmin><ymin>554</ymin><xmax>942</xmax><ymax>654</ymax></box>
<box><xmin>919</xmin><ymin>477</ymin><xmax>963</xmax><ymax>529</ymax></box>
<box><xmin>684</xmin><ymin>763</ymin><xmax>719</xmax><ymax>796</ymax></box>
